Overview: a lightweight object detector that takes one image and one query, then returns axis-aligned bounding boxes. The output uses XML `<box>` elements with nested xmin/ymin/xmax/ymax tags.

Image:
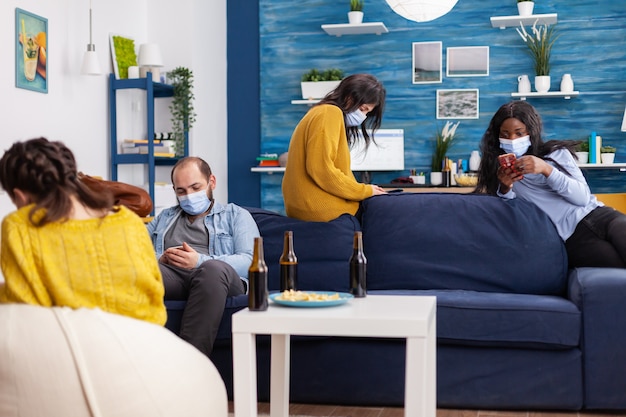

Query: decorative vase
<box><xmin>348</xmin><ymin>11</ymin><xmax>364</xmax><ymax>24</ymax></box>
<box><xmin>601</xmin><ymin>153</ymin><xmax>615</xmax><ymax>164</ymax></box>
<box><xmin>469</xmin><ymin>150</ymin><xmax>481</xmax><ymax>171</ymax></box>
<box><xmin>517</xmin><ymin>75</ymin><xmax>531</xmax><ymax>94</ymax></box>
<box><xmin>430</xmin><ymin>172</ymin><xmax>443</xmax><ymax>186</ymax></box>
<box><xmin>517</xmin><ymin>1</ymin><xmax>535</xmax><ymax>16</ymax></box>
<box><xmin>560</xmin><ymin>74</ymin><xmax>574</xmax><ymax>93</ymax></box>
<box><xmin>534</xmin><ymin>75</ymin><xmax>551</xmax><ymax>93</ymax></box>
<box><xmin>575</xmin><ymin>151</ymin><xmax>589</xmax><ymax>164</ymax></box>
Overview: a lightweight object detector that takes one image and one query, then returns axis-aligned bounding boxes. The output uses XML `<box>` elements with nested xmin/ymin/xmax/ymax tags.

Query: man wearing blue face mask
<box><xmin>147</xmin><ymin>157</ymin><xmax>260</xmax><ymax>357</ymax></box>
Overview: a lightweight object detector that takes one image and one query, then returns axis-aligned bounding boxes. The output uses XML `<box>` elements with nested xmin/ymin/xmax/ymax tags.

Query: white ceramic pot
<box><xmin>430</xmin><ymin>172</ymin><xmax>443</xmax><ymax>186</ymax></box>
<box><xmin>410</xmin><ymin>175</ymin><xmax>426</xmax><ymax>185</ymax></box>
<box><xmin>518</xmin><ymin>75</ymin><xmax>531</xmax><ymax>93</ymax></box>
<box><xmin>575</xmin><ymin>151</ymin><xmax>589</xmax><ymax>164</ymax></box>
<box><xmin>601</xmin><ymin>153</ymin><xmax>615</xmax><ymax>164</ymax></box>
<box><xmin>517</xmin><ymin>1</ymin><xmax>535</xmax><ymax>16</ymax></box>
<box><xmin>300</xmin><ymin>80</ymin><xmax>341</xmax><ymax>100</ymax></box>
<box><xmin>534</xmin><ymin>75</ymin><xmax>551</xmax><ymax>93</ymax></box>
<box><xmin>348</xmin><ymin>11</ymin><xmax>364</xmax><ymax>24</ymax></box>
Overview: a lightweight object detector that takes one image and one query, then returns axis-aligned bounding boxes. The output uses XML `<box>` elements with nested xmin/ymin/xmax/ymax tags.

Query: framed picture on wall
<box><xmin>446</xmin><ymin>46</ymin><xmax>489</xmax><ymax>77</ymax></box>
<box><xmin>15</xmin><ymin>8</ymin><xmax>48</xmax><ymax>94</ymax></box>
<box><xmin>109</xmin><ymin>34</ymin><xmax>137</xmax><ymax>79</ymax></box>
<box><xmin>412</xmin><ymin>41</ymin><xmax>442</xmax><ymax>84</ymax></box>
<box><xmin>436</xmin><ymin>89</ymin><xmax>479</xmax><ymax>119</ymax></box>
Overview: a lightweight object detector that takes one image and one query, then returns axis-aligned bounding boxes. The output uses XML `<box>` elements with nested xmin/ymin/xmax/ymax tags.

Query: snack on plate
<box><xmin>276</xmin><ymin>290</ymin><xmax>340</xmax><ymax>302</ymax></box>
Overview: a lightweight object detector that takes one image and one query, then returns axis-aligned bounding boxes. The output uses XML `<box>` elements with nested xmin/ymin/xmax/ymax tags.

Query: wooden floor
<box><xmin>228</xmin><ymin>402</ymin><xmax>626</xmax><ymax>417</ymax></box>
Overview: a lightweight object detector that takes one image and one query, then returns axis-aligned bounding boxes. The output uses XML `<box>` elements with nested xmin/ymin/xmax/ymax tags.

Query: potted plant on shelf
<box><xmin>600</xmin><ymin>145</ymin><xmax>616</xmax><ymax>164</ymax></box>
<box><xmin>516</xmin><ymin>22</ymin><xmax>559</xmax><ymax>93</ymax></box>
<box><xmin>300</xmin><ymin>68</ymin><xmax>344</xmax><ymax>100</ymax></box>
<box><xmin>349</xmin><ymin>0</ymin><xmax>364</xmax><ymax>24</ymax></box>
<box><xmin>575</xmin><ymin>140</ymin><xmax>589</xmax><ymax>164</ymax></box>
<box><xmin>517</xmin><ymin>0</ymin><xmax>535</xmax><ymax>17</ymax></box>
<box><xmin>167</xmin><ymin>67</ymin><xmax>197</xmax><ymax>157</ymax></box>
<box><xmin>431</xmin><ymin>121</ymin><xmax>460</xmax><ymax>186</ymax></box>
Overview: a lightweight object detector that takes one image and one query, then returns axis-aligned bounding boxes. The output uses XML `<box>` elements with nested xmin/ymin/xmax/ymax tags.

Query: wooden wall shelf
<box><xmin>321</xmin><ymin>22</ymin><xmax>388</xmax><ymax>36</ymax></box>
<box><xmin>490</xmin><ymin>13</ymin><xmax>557</xmax><ymax>29</ymax></box>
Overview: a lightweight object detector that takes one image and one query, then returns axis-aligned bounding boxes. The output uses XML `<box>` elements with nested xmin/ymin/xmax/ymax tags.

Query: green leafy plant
<box><xmin>431</xmin><ymin>121</ymin><xmax>460</xmax><ymax>172</ymax></box>
<box><xmin>167</xmin><ymin>67</ymin><xmax>197</xmax><ymax>157</ymax></box>
<box><xmin>601</xmin><ymin>146</ymin><xmax>616</xmax><ymax>153</ymax></box>
<box><xmin>516</xmin><ymin>22</ymin><xmax>559</xmax><ymax>76</ymax></box>
<box><xmin>301</xmin><ymin>68</ymin><xmax>344</xmax><ymax>82</ymax></box>
<box><xmin>350</xmin><ymin>0</ymin><xmax>364</xmax><ymax>12</ymax></box>
<box><xmin>576</xmin><ymin>141</ymin><xmax>589</xmax><ymax>152</ymax></box>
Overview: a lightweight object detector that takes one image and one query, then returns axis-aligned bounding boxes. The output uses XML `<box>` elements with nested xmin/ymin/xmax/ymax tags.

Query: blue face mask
<box><xmin>345</xmin><ymin>109</ymin><xmax>367</xmax><ymax>127</ymax></box>
<box><xmin>178</xmin><ymin>189</ymin><xmax>212</xmax><ymax>215</ymax></box>
<box><xmin>499</xmin><ymin>136</ymin><xmax>531</xmax><ymax>158</ymax></box>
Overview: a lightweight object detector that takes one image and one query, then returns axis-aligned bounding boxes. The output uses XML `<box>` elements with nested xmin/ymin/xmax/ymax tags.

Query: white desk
<box><xmin>232</xmin><ymin>295</ymin><xmax>437</xmax><ymax>417</ymax></box>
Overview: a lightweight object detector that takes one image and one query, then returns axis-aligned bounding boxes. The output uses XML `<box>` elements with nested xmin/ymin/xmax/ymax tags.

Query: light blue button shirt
<box><xmin>146</xmin><ymin>201</ymin><xmax>260</xmax><ymax>282</ymax></box>
<box><xmin>497</xmin><ymin>148</ymin><xmax>602</xmax><ymax>240</ymax></box>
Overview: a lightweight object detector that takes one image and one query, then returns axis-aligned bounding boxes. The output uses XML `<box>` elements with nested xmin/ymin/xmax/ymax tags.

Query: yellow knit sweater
<box><xmin>0</xmin><ymin>205</ymin><xmax>166</xmax><ymax>325</ymax></box>
<box><xmin>282</xmin><ymin>104</ymin><xmax>373</xmax><ymax>221</ymax></box>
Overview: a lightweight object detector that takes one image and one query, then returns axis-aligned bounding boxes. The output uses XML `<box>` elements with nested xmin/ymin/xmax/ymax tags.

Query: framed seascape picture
<box><xmin>15</xmin><ymin>8</ymin><xmax>48</xmax><ymax>93</ymax></box>
<box><xmin>446</xmin><ymin>46</ymin><xmax>489</xmax><ymax>77</ymax></box>
<box><xmin>412</xmin><ymin>41</ymin><xmax>442</xmax><ymax>84</ymax></box>
<box><xmin>436</xmin><ymin>89</ymin><xmax>479</xmax><ymax>119</ymax></box>
<box><xmin>109</xmin><ymin>34</ymin><xmax>137</xmax><ymax>79</ymax></box>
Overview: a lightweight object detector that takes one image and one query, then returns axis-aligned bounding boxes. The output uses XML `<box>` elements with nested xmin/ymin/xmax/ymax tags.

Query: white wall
<box><xmin>0</xmin><ymin>0</ymin><xmax>227</xmax><ymax>280</ymax></box>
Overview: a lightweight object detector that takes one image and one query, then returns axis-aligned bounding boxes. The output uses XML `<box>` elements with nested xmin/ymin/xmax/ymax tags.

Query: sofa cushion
<box><xmin>369</xmin><ymin>290</ymin><xmax>580</xmax><ymax>349</ymax></box>
<box><xmin>244</xmin><ymin>208</ymin><xmax>360</xmax><ymax>292</ymax></box>
<box><xmin>360</xmin><ymin>193</ymin><xmax>568</xmax><ymax>295</ymax></box>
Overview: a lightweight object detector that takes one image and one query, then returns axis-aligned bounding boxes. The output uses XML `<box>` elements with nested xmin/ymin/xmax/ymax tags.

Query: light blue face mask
<box><xmin>178</xmin><ymin>189</ymin><xmax>212</xmax><ymax>215</ymax></box>
<box><xmin>499</xmin><ymin>136</ymin><xmax>531</xmax><ymax>158</ymax></box>
<box><xmin>345</xmin><ymin>109</ymin><xmax>367</xmax><ymax>127</ymax></box>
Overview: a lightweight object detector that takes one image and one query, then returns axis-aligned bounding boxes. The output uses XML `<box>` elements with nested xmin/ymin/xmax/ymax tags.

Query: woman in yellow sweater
<box><xmin>282</xmin><ymin>74</ymin><xmax>388</xmax><ymax>221</ymax></box>
<box><xmin>0</xmin><ymin>137</ymin><xmax>166</xmax><ymax>325</ymax></box>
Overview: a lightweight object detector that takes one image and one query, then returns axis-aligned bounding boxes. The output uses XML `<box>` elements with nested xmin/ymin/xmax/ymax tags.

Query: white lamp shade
<box><xmin>622</xmin><ymin>106</ymin><xmax>626</xmax><ymax>132</ymax></box>
<box><xmin>138</xmin><ymin>43</ymin><xmax>164</xmax><ymax>67</ymax></box>
<box><xmin>81</xmin><ymin>50</ymin><xmax>101</xmax><ymax>75</ymax></box>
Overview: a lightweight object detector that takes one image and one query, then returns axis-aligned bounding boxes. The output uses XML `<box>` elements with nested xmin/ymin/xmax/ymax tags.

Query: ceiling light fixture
<box><xmin>81</xmin><ymin>0</ymin><xmax>101</xmax><ymax>75</ymax></box>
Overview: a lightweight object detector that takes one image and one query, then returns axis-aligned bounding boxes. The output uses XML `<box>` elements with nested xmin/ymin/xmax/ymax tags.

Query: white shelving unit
<box><xmin>512</xmin><ymin>91</ymin><xmax>580</xmax><ymax>100</ymax></box>
<box><xmin>490</xmin><ymin>13</ymin><xmax>557</xmax><ymax>29</ymax></box>
<box><xmin>578</xmin><ymin>163</ymin><xmax>626</xmax><ymax>171</ymax></box>
<box><xmin>251</xmin><ymin>167</ymin><xmax>286</xmax><ymax>174</ymax></box>
<box><xmin>321</xmin><ymin>22</ymin><xmax>388</xmax><ymax>36</ymax></box>
<box><xmin>291</xmin><ymin>99</ymin><xmax>320</xmax><ymax>105</ymax></box>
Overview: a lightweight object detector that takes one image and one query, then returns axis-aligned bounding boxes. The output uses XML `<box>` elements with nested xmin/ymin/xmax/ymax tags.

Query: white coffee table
<box><xmin>232</xmin><ymin>294</ymin><xmax>436</xmax><ymax>417</ymax></box>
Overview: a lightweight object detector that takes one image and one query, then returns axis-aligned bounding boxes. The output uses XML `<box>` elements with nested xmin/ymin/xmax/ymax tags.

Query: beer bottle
<box><xmin>279</xmin><ymin>231</ymin><xmax>298</xmax><ymax>291</ymax></box>
<box><xmin>349</xmin><ymin>231</ymin><xmax>367</xmax><ymax>298</ymax></box>
<box><xmin>248</xmin><ymin>237</ymin><xmax>268</xmax><ymax>311</ymax></box>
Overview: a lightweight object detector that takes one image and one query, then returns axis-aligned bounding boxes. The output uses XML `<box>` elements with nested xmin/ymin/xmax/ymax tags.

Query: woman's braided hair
<box><xmin>0</xmin><ymin>137</ymin><xmax>114</xmax><ymax>226</ymax></box>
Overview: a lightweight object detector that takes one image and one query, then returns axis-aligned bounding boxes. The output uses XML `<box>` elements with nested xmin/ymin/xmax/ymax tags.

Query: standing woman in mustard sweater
<box><xmin>0</xmin><ymin>138</ymin><xmax>166</xmax><ymax>325</ymax></box>
<box><xmin>282</xmin><ymin>73</ymin><xmax>387</xmax><ymax>221</ymax></box>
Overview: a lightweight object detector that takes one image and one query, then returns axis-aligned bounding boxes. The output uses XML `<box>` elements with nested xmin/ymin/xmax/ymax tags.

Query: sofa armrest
<box><xmin>568</xmin><ymin>267</ymin><xmax>626</xmax><ymax>409</ymax></box>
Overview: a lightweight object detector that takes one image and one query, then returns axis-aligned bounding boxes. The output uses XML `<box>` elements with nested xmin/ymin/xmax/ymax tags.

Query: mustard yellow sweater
<box><xmin>282</xmin><ymin>104</ymin><xmax>373</xmax><ymax>221</ymax></box>
<box><xmin>0</xmin><ymin>205</ymin><xmax>166</xmax><ymax>325</ymax></box>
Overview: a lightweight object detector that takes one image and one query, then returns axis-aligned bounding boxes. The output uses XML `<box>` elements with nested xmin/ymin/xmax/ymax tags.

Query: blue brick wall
<box><xmin>253</xmin><ymin>0</ymin><xmax>626</xmax><ymax>212</ymax></box>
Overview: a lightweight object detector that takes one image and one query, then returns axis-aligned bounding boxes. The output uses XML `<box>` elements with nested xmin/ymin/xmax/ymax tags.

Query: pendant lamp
<box><xmin>81</xmin><ymin>0</ymin><xmax>101</xmax><ymax>75</ymax></box>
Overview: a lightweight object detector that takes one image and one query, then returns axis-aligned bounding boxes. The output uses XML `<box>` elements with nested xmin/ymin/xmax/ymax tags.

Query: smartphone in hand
<box><xmin>498</xmin><ymin>153</ymin><xmax>521</xmax><ymax>175</ymax></box>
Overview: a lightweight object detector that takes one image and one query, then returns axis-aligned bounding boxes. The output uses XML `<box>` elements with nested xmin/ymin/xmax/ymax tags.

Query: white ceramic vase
<box><xmin>518</xmin><ymin>75</ymin><xmax>531</xmax><ymax>94</ymax></box>
<box><xmin>560</xmin><ymin>74</ymin><xmax>574</xmax><ymax>93</ymax></box>
<box><xmin>469</xmin><ymin>150</ymin><xmax>481</xmax><ymax>171</ymax></box>
<box><xmin>517</xmin><ymin>1</ymin><xmax>535</xmax><ymax>16</ymax></box>
<box><xmin>348</xmin><ymin>11</ymin><xmax>364</xmax><ymax>24</ymax></box>
<box><xmin>535</xmin><ymin>75</ymin><xmax>551</xmax><ymax>93</ymax></box>
<box><xmin>430</xmin><ymin>172</ymin><xmax>443</xmax><ymax>186</ymax></box>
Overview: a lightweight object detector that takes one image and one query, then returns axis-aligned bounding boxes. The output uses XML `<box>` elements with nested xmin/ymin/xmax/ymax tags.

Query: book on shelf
<box><xmin>123</xmin><ymin>139</ymin><xmax>162</xmax><ymax>145</ymax></box>
<box><xmin>121</xmin><ymin>144</ymin><xmax>175</xmax><ymax>154</ymax></box>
